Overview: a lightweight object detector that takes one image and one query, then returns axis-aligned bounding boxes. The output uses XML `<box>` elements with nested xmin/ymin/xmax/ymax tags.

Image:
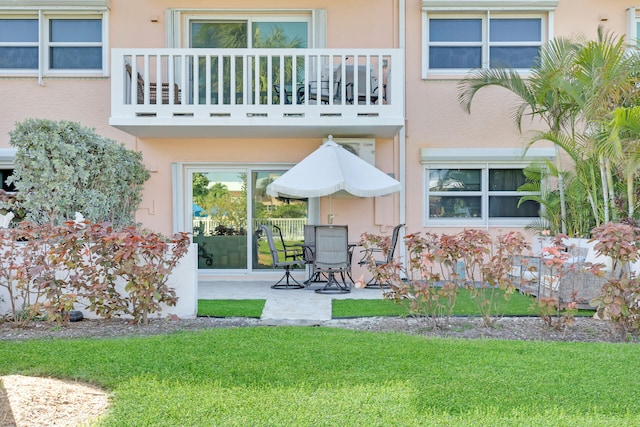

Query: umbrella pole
<box><xmin>328</xmin><ymin>195</ymin><xmax>334</xmax><ymax>224</ymax></box>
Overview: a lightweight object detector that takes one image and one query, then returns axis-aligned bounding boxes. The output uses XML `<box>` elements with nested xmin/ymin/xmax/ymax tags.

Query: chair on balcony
<box><xmin>341</xmin><ymin>64</ymin><xmax>384</xmax><ymax>105</ymax></box>
<box><xmin>300</xmin><ymin>64</ymin><xmax>341</xmax><ymax>104</ymax></box>
<box><xmin>358</xmin><ymin>223</ymin><xmax>404</xmax><ymax>288</ymax></box>
<box><xmin>125</xmin><ymin>63</ymin><xmax>181</xmax><ymax>105</ymax></box>
<box><xmin>259</xmin><ymin>225</ymin><xmax>305</xmax><ymax>289</ymax></box>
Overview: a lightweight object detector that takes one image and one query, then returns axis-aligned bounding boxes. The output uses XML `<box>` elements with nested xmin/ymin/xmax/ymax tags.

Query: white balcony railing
<box><xmin>110</xmin><ymin>48</ymin><xmax>404</xmax><ymax>138</ymax></box>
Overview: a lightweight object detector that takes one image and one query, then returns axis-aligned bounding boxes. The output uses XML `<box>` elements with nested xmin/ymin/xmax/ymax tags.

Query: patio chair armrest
<box><xmin>358</xmin><ymin>247</ymin><xmax>383</xmax><ymax>265</ymax></box>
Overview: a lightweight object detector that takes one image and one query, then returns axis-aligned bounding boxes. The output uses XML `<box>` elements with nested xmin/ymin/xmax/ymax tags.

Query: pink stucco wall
<box><xmin>0</xmin><ymin>0</ymin><xmax>636</xmax><ymax>246</ymax></box>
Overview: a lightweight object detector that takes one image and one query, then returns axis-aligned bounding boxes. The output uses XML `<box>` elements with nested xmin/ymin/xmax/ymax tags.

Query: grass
<box><xmin>196</xmin><ymin>290</ymin><xmax>594</xmax><ymax>319</ymax></box>
<box><xmin>333</xmin><ymin>289</ymin><xmax>536</xmax><ymax>318</ymax></box>
<box><xmin>197</xmin><ymin>299</ymin><xmax>265</xmax><ymax>318</ymax></box>
<box><xmin>0</xmin><ymin>327</ymin><xmax>638</xmax><ymax>426</ymax></box>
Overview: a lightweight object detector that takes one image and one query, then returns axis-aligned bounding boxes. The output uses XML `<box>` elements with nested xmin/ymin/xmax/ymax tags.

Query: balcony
<box><xmin>109</xmin><ymin>48</ymin><xmax>404</xmax><ymax>139</ymax></box>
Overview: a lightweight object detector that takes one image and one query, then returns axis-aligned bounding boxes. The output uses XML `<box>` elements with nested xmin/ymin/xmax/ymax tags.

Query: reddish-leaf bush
<box><xmin>589</xmin><ymin>222</ymin><xmax>640</xmax><ymax>337</ymax></box>
<box><xmin>0</xmin><ymin>220</ymin><xmax>191</xmax><ymax>325</ymax></box>
<box><xmin>359</xmin><ymin>229</ymin><xmax>529</xmax><ymax>328</ymax></box>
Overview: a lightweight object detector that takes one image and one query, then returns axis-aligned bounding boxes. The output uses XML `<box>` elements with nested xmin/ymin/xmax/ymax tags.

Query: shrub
<box><xmin>458</xmin><ymin>230</ymin><xmax>529</xmax><ymax>327</ymax></box>
<box><xmin>528</xmin><ymin>234</ymin><xmax>579</xmax><ymax>330</ymax></box>
<box><xmin>589</xmin><ymin>222</ymin><xmax>640</xmax><ymax>338</ymax></box>
<box><xmin>359</xmin><ymin>229</ymin><xmax>529</xmax><ymax>328</ymax></box>
<box><xmin>0</xmin><ymin>220</ymin><xmax>191</xmax><ymax>325</ymax></box>
<box><xmin>8</xmin><ymin>119</ymin><xmax>150</xmax><ymax>228</ymax></box>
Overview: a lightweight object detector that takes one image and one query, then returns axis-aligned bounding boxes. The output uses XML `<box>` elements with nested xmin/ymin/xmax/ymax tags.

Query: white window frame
<box><xmin>44</xmin><ymin>14</ymin><xmax>106</xmax><ymax>75</ymax></box>
<box><xmin>421</xmin><ymin>147</ymin><xmax>554</xmax><ymax>227</ymax></box>
<box><xmin>423</xmin><ymin>163</ymin><xmax>539</xmax><ymax>227</ymax></box>
<box><xmin>0</xmin><ymin>8</ymin><xmax>109</xmax><ymax>78</ymax></box>
<box><xmin>626</xmin><ymin>7</ymin><xmax>639</xmax><ymax>47</ymax></box>
<box><xmin>421</xmin><ymin>1</ymin><xmax>557</xmax><ymax>78</ymax></box>
<box><xmin>183</xmin><ymin>13</ymin><xmax>313</xmax><ymax>49</ymax></box>
<box><xmin>166</xmin><ymin>8</ymin><xmax>326</xmax><ymax>49</ymax></box>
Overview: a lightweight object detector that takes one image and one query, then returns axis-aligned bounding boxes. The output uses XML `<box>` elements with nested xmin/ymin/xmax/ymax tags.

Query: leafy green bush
<box><xmin>8</xmin><ymin>119</ymin><xmax>150</xmax><ymax>228</ymax></box>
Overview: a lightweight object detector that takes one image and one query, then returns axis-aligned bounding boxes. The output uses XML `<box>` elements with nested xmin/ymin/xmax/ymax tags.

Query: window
<box><xmin>425</xmin><ymin>166</ymin><xmax>539</xmax><ymax>225</ymax></box>
<box><xmin>0</xmin><ymin>10</ymin><xmax>107</xmax><ymax>75</ymax></box>
<box><xmin>0</xmin><ymin>18</ymin><xmax>38</xmax><ymax>69</ymax></box>
<box><xmin>426</xmin><ymin>14</ymin><xmax>544</xmax><ymax>72</ymax></box>
<box><xmin>0</xmin><ymin>168</ymin><xmax>14</xmax><ymax>192</ymax></box>
<box><xmin>49</xmin><ymin>18</ymin><xmax>103</xmax><ymax>70</ymax></box>
<box><xmin>420</xmin><ymin>147</ymin><xmax>555</xmax><ymax>226</ymax></box>
<box><xmin>422</xmin><ymin>1</ymin><xmax>558</xmax><ymax>77</ymax></box>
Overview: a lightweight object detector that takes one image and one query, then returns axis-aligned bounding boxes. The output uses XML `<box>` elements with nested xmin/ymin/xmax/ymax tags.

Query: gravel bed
<box><xmin>0</xmin><ymin>315</ymin><xmax>632</xmax><ymax>343</ymax></box>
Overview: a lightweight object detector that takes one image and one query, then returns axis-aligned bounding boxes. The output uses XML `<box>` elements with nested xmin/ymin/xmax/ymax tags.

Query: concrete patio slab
<box><xmin>198</xmin><ymin>280</ymin><xmax>384</xmax><ymax>323</ymax></box>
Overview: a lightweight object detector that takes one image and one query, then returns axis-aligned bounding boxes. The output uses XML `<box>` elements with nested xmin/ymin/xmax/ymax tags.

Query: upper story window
<box><xmin>190</xmin><ymin>19</ymin><xmax>309</xmax><ymax>49</ymax></box>
<box><xmin>422</xmin><ymin>1</ymin><xmax>558</xmax><ymax>78</ymax></box>
<box><xmin>0</xmin><ymin>5</ymin><xmax>108</xmax><ymax>76</ymax></box>
<box><xmin>167</xmin><ymin>9</ymin><xmax>323</xmax><ymax>48</ymax></box>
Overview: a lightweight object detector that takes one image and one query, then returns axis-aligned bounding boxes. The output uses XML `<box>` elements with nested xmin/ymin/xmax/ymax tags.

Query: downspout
<box><xmin>394</xmin><ymin>0</ymin><xmax>407</xmax><ymax>270</ymax></box>
<box><xmin>38</xmin><ymin>9</ymin><xmax>44</xmax><ymax>86</ymax></box>
<box><xmin>399</xmin><ymin>0</ymin><xmax>406</xmax><ymax>246</ymax></box>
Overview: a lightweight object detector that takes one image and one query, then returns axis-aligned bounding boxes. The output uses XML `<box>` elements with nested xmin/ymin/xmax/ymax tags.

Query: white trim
<box><xmin>312</xmin><ymin>8</ymin><xmax>327</xmax><ymax>48</ymax></box>
<box><xmin>627</xmin><ymin>7</ymin><xmax>638</xmax><ymax>47</ymax></box>
<box><xmin>422</xmin><ymin>6</ymin><xmax>554</xmax><ymax>78</ymax></box>
<box><xmin>422</xmin><ymin>164</ymin><xmax>540</xmax><ymax>228</ymax></box>
<box><xmin>420</xmin><ymin>147</ymin><xmax>555</xmax><ymax>163</ymax></box>
<box><xmin>0</xmin><ymin>9</ymin><xmax>108</xmax><ymax>77</ymax></box>
<box><xmin>421</xmin><ymin>149</ymin><xmax>552</xmax><ymax>227</ymax></box>
<box><xmin>166</xmin><ymin>8</ymin><xmax>323</xmax><ymax>49</ymax></box>
<box><xmin>0</xmin><ymin>148</ymin><xmax>17</xmax><ymax>166</ymax></box>
<box><xmin>0</xmin><ymin>1</ymin><xmax>109</xmax><ymax>10</ymax></box>
<box><xmin>422</xmin><ymin>1</ymin><xmax>558</xmax><ymax>11</ymax></box>
<box><xmin>171</xmin><ymin>162</ymin><xmax>184</xmax><ymax>235</ymax></box>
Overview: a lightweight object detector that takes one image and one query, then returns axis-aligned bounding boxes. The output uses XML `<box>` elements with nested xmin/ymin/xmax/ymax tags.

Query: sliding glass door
<box><xmin>190</xmin><ymin>167</ymin><xmax>308</xmax><ymax>272</ymax></box>
<box><xmin>188</xmin><ymin>15</ymin><xmax>309</xmax><ymax>105</ymax></box>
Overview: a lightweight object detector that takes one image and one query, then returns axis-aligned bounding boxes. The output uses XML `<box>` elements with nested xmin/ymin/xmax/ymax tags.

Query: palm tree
<box><xmin>458</xmin><ymin>37</ymin><xmax>582</xmax><ymax>233</ymax></box>
<box><xmin>605</xmin><ymin>106</ymin><xmax>640</xmax><ymax>218</ymax></box>
<box><xmin>459</xmin><ymin>27</ymin><xmax>640</xmax><ymax>233</ymax></box>
<box><xmin>570</xmin><ymin>28</ymin><xmax>640</xmax><ymax>222</ymax></box>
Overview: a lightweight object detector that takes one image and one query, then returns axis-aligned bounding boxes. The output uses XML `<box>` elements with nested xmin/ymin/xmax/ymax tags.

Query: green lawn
<box><xmin>198</xmin><ymin>299</ymin><xmax>265</xmax><ymax>318</ymax></box>
<box><xmin>198</xmin><ymin>290</ymin><xmax>593</xmax><ymax>318</ymax></box>
<box><xmin>0</xmin><ymin>327</ymin><xmax>638</xmax><ymax>426</ymax></box>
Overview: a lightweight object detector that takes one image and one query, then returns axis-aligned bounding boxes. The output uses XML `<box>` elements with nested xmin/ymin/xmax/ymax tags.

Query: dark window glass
<box><xmin>489</xmin><ymin>197</ymin><xmax>539</xmax><ymax>217</ymax></box>
<box><xmin>0</xmin><ymin>47</ymin><xmax>38</xmax><ymax>69</ymax></box>
<box><xmin>429</xmin><ymin>196</ymin><xmax>482</xmax><ymax>218</ymax></box>
<box><xmin>490</xmin><ymin>18</ymin><xmax>541</xmax><ymax>42</ymax></box>
<box><xmin>0</xmin><ymin>169</ymin><xmax>15</xmax><ymax>192</ymax></box>
<box><xmin>429</xmin><ymin>19</ymin><xmax>482</xmax><ymax>42</ymax></box>
<box><xmin>50</xmin><ymin>19</ymin><xmax>102</xmax><ymax>42</ymax></box>
<box><xmin>489</xmin><ymin>169</ymin><xmax>526</xmax><ymax>191</ymax></box>
<box><xmin>490</xmin><ymin>46</ymin><xmax>540</xmax><ymax>69</ymax></box>
<box><xmin>429</xmin><ymin>169</ymin><xmax>481</xmax><ymax>192</ymax></box>
<box><xmin>50</xmin><ymin>47</ymin><xmax>102</xmax><ymax>69</ymax></box>
<box><xmin>430</xmin><ymin>46</ymin><xmax>482</xmax><ymax>69</ymax></box>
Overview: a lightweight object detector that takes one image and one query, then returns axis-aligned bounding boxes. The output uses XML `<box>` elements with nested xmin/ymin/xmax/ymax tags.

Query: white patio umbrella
<box><xmin>266</xmin><ymin>135</ymin><xmax>401</xmax><ymax>220</ymax></box>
